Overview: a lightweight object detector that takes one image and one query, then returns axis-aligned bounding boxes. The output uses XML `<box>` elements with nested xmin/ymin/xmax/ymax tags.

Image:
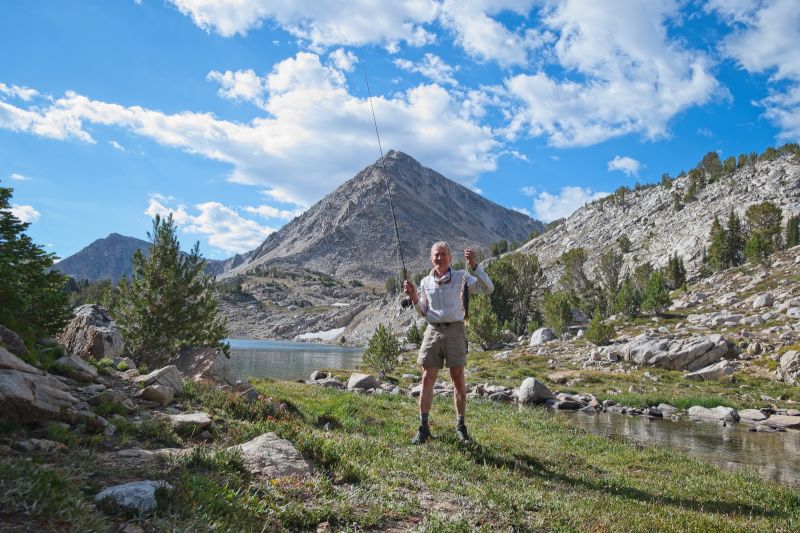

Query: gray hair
<box><xmin>430</xmin><ymin>241</ymin><xmax>451</xmax><ymax>257</ymax></box>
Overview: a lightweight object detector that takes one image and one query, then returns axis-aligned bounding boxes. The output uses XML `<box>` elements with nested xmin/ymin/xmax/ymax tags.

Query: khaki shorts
<box><xmin>417</xmin><ymin>322</ymin><xmax>468</xmax><ymax>369</ymax></box>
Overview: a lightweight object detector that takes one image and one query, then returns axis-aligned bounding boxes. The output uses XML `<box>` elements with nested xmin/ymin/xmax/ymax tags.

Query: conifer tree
<box><xmin>745</xmin><ymin>201</ymin><xmax>783</xmax><ymax>251</ymax></box>
<box><xmin>362</xmin><ymin>323</ymin><xmax>400</xmax><ymax>378</ymax></box>
<box><xmin>615</xmin><ymin>277</ymin><xmax>641</xmax><ymax>318</ymax></box>
<box><xmin>542</xmin><ymin>290</ymin><xmax>572</xmax><ymax>335</ymax></box>
<box><xmin>784</xmin><ymin>214</ymin><xmax>799</xmax><ymax>249</ymax></box>
<box><xmin>708</xmin><ymin>216</ymin><xmax>728</xmax><ymax>271</ymax></box>
<box><xmin>724</xmin><ymin>209</ymin><xmax>744</xmax><ymax>267</ymax></box>
<box><xmin>666</xmin><ymin>253</ymin><xmax>686</xmax><ymax>290</ymax></box>
<box><xmin>0</xmin><ymin>185</ymin><xmax>71</xmax><ymax>343</ymax></box>
<box><xmin>116</xmin><ymin>214</ymin><xmax>228</xmax><ymax>368</ymax></box>
<box><xmin>641</xmin><ymin>271</ymin><xmax>671</xmax><ymax>316</ymax></box>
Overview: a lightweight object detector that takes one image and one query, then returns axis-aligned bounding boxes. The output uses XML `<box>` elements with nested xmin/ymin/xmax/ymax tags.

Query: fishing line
<box><xmin>360</xmin><ymin>56</ymin><xmax>409</xmax><ymax>285</ymax></box>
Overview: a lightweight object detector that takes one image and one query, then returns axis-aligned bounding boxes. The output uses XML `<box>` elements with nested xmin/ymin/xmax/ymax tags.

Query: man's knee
<box><xmin>422</xmin><ymin>366</ymin><xmax>439</xmax><ymax>386</ymax></box>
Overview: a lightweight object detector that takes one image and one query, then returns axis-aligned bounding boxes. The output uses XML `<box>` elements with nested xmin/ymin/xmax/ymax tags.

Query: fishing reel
<box><xmin>399</xmin><ymin>296</ymin><xmax>413</xmax><ymax>309</ymax></box>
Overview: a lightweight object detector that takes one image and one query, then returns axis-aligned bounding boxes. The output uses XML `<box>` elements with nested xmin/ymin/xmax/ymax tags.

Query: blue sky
<box><xmin>2</xmin><ymin>1</ymin><xmax>799</xmax><ymax>260</ymax></box>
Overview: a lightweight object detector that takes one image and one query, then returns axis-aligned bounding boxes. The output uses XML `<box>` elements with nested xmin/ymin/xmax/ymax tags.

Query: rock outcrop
<box><xmin>58</xmin><ymin>304</ymin><xmax>125</xmax><ymax>360</ymax></box>
<box><xmin>616</xmin><ymin>334</ymin><xmax>731</xmax><ymax>371</ymax></box>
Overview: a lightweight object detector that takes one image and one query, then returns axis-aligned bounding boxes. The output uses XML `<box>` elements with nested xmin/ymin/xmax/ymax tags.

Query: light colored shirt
<box><xmin>414</xmin><ymin>264</ymin><xmax>494</xmax><ymax>323</ymax></box>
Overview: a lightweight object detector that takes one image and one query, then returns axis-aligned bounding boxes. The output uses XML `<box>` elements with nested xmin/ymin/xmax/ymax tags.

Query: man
<box><xmin>403</xmin><ymin>241</ymin><xmax>493</xmax><ymax>444</ymax></box>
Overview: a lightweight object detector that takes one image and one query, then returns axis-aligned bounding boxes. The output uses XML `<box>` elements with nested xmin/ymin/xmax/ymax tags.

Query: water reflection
<box><xmin>227</xmin><ymin>338</ymin><xmax>363</xmax><ymax>381</ymax></box>
<box><xmin>561</xmin><ymin>410</ymin><xmax>800</xmax><ymax>486</ymax></box>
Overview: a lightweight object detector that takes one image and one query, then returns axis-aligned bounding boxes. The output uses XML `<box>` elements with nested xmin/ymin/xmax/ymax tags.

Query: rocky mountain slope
<box><xmin>519</xmin><ymin>155</ymin><xmax>800</xmax><ymax>280</ymax></box>
<box><xmin>53</xmin><ymin>233</ymin><xmax>237</xmax><ymax>282</ymax></box>
<box><xmin>229</xmin><ymin>150</ymin><xmax>541</xmax><ymax>283</ymax></box>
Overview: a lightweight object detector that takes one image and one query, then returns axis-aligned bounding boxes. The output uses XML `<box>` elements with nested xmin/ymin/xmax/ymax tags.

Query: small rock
<box><xmin>12</xmin><ymin>438</ymin><xmax>66</xmax><ymax>454</ymax></box>
<box><xmin>95</xmin><ymin>480</ymin><xmax>172</xmax><ymax>515</ymax></box>
<box><xmin>135</xmin><ymin>365</ymin><xmax>183</xmax><ymax>395</ymax></box>
<box><xmin>529</xmin><ymin>328</ymin><xmax>556</xmax><ymax>346</ymax></box>
<box><xmin>760</xmin><ymin>415</ymin><xmax>800</xmax><ymax>430</ymax></box>
<box><xmin>347</xmin><ymin>373</ymin><xmax>380</xmax><ymax>390</ymax></box>
<box><xmin>164</xmin><ymin>412</ymin><xmax>212</xmax><ymax>432</ymax></box>
<box><xmin>683</xmin><ymin>360</ymin><xmax>736</xmax><ymax>381</ymax></box>
<box><xmin>738</xmin><ymin>409</ymin><xmax>768</xmax><ymax>423</ymax></box>
<box><xmin>752</xmin><ymin>293</ymin><xmax>774</xmax><ymax>309</ymax></box>
<box><xmin>53</xmin><ymin>354</ymin><xmax>99</xmax><ymax>383</ymax></box>
<box><xmin>517</xmin><ymin>377</ymin><xmax>554</xmax><ymax>405</ymax></box>
<box><xmin>0</xmin><ymin>325</ymin><xmax>28</xmax><ymax>357</ymax></box>
<box><xmin>228</xmin><ymin>432</ymin><xmax>312</xmax><ymax>479</ymax></box>
<box><xmin>687</xmin><ymin>405</ymin><xmax>739</xmax><ymax>422</ymax></box>
<box><xmin>139</xmin><ymin>384</ymin><xmax>175</xmax><ymax>407</ymax></box>
<box><xmin>309</xmin><ymin>370</ymin><xmax>328</xmax><ymax>381</ymax></box>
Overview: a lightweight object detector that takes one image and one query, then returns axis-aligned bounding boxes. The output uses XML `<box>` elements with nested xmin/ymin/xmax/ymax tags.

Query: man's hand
<box><xmin>464</xmin><ymin>248</ymin><xmax>477</xmax><ymax>270</ymax></box>
<box><xmin>403</xmin><ymin>280</ymin><xmax>418</xmax><ymax>304</ymax></box>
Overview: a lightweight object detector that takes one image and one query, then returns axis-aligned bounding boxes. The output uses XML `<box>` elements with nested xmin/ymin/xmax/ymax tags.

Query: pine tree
<box><xmin>745</xmin><ymin>201</ymin><xmax>783</xmax><ymax>253</ymax></box>
<box><xmin>724</xmin><ymin>209</ymin><xmax>744</xmax><ymax>266</ymax></box>
<box><xmin>542</xmin><ymin>290</ymin><xmax>572</xmax><ymax>336</ymax></box>
<box><xmin>115</xmin><ymin>214</ymin><xmax>228</xmax><ymax>368</ymax></box>
<box><xmin>585</xmin><ymin>308</ymin><xmax>614</xmax><ymax>346</ymax></box>
<box><xmin>0</xmin><ymin>185</ymin><xmax>71</xmax><ymax>343</ymax></box>
<box><xmin>666</xmin><ymin>253</ymin><xmax>686</xmax><ymax>290</ymax></box>
<box><xmin>785</xmin><ymin>214</ymin><xmax>799</xmax><ymax>249</ymax></box>
<box><xmin>641</xmin><ymin>271</ymin><xmax>671</xmax><ymax>316</ymax></box>
<box><xmin>466</xmin><ymin>294</ymin><xmax>503</xmax><ymax>350</ymax></box>
<box><xmin>362</xmin><ymin>323</ymin><xmax>400</xmax><ymax>378</ymax></box>
<box><xmin>615</xmin><ymin>277</ymin><xmax>641</xmax><ymax>318</ymax></box>
<box><xmin>708</xmin><ymin>216</ymin><xmax>728</xmax><ymax>271</ymax></box>
<box><xmin>486</xmin><ymin>252</ymin><xmax>544</xmax><ymax>335</ymax></box>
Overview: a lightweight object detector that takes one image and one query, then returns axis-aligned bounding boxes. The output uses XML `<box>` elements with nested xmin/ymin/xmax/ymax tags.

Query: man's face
<box><xmin>430</xmin><ymin>246</ymin><xmax>451</xmax><ymax>274</ymax></box>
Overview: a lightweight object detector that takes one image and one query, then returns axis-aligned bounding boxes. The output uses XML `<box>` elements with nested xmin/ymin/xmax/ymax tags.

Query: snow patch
<box><xmin>296</xmin><ymin>327</ymin><xmax>346</xmax><ymax>341</ymax></box>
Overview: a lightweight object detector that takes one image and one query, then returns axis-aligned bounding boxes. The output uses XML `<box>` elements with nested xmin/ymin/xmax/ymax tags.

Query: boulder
<box><xmin>164</xmin><ymin>412</ymin><xmax>212</xmax><ymax>432</ymax></box>
<box><xmin>752</xmin><ymin>293</ymin><xmax>774</xmax><ymax>309</ymax></box>
<box><xmin>760</xmin><ymin>415</ymin><xmax>800</xmax><ymax>430</ymax></box>
<box><xmin>517</xmin><ymin>377</ymin><xmax>555</xmax><ymax>405</ymax></box>
<box><xmin>0</xmin><ymin>351</ymin><xmax>80</xmax><ymax>423</ymax></box>
<box><xmin>170</xmin><ymin>346</ymin><xmax>241</xmax><ymax>389</ymax></box>
<box><xmin>687</xmin><ymin>405</ymin><xmax>739</xmax><ymax>422</ymax></box>
<box><xmin>139</xmin><ymin>384</ymin><xmax>174</xmax><ymax>406</ymax></box>
<box><xmin>95</xmin><ymin>480</ymin><xmax>172</xmax><ymax>515</ymax></box>
<box><xmin>779</xmin><ymin>350</ymin><xmax>800</xmax><ymax>384</ymax></box>
<box><xmin>529</xmin><ymin>328</ymin><xmax>556</xmax><ymax>346</ymax></box>
<box><xmin>683</xmin><ymin>360</ymin><xmax>736</xmax><ymax>381</ymax></box>
<box><xmin>228</xmin><ymin>432</ymin><xmax>312</xmax><ymax>480</ymax></box>
<box><xmin>58</xmin><ymin>304</ymin><xmax>124</xmax><ymax>359</ymax></box>
<box><xmin>88</xmin><ymin>389</ymin><xmax>135</xmax><ymax>414</ymax></box>
<box><xmin>623</xmin><ymin>334</ymin><xmax>730</xmax><ymax>371</ymax></box>
<box><xmin>52</xmin><ymin>354</ymin><xmax>99</xmax><ymax>383</ymax></box>
<box><xmin>347</xmin><ymin>373</ymin><xmax>379</xmax><ymax>390</ymax></box>
<box><xmin>0</xmin><ymin>325</ymin><xmax>28</xmax><ymax>357</ymax></box>
<box><xmin>135</xmin><ymin>365</ymin><xmax>183</xmax><ymax>395</ymax></box>
<box><xmin>738</xmin><ymin>409</ymin><xmax>768</xmax><ymax>423</ymax></box>
<box><xmin>787</xmin><ymin>307</ymin><xmax>800</xmax><ymax>320</ymax></box>
<box><xmin>309</xmin><ymin>370</ymin><xmax>328</xmax><ymax>381</ymax></box>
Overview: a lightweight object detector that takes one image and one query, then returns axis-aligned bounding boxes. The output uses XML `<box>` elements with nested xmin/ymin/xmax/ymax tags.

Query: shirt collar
<box><xmin>433</xmin><ymin>268</ymin><xmax>452</xmax><ymax>285</ymax></box>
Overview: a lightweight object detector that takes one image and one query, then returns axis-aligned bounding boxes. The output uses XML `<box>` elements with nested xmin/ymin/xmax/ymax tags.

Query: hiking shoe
<box><xmin>456</xmin><ymin>424</ymin><xmax>469</xmax><ymax>442</ymax></box>
<box><xmin>411</xmin><ymin>425</ymin><xmax>431</xmax><ymax>445</ymax></box>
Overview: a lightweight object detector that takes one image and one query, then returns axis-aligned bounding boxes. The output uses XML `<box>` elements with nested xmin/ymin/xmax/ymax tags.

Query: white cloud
<box><xmin>169</xmin><ymin>0</ymin><xmax>438</xmax><ymax>49</ymax></box>
<box><xmin>439</xmin><ymin>0</ymin><xmax>547</xmax><ymax>66</ymax></box>
<box><xmin>9</xmin><ymin>172</ymin><xmax>30</xmax><ymax>181</ymax></box>
<box><xmin>504</xmin><ymin>0</ymin><xmax>721</xmax><ymax>147</ymax></box>
<box><xmin>9</xmin><ymin>204</ymin><xmax>41</xmax><ymax>223</ymax></box>
<box><xmin>145</xmin><ymin>197</ymin><xmax>275</xmax><ymax>254</ymax></box>
<box><xmin>607</xmin><ymin>155</ymin><xmax>641</xmax><ymax>176</ymax></box>
<box><xmin>0</xmin><ymin>52</ymin><xmax>499</xmax><ymax>206</ymax></box>
<box><xmin>512</xmin><ymin>206</ymin><xmax>533</xmax><ymax>217</ymax></box>
<box><xmin>696</xmin><ymin>127</ymin><xmax>713</xmax><ymax>137</ymax></box>
<box><xmin>0</xmin><ymin>83</ymin><xmax>39</xmax><ymax>101</ymax></box>
<box><xmin>710</xmin><ymin>0</ymin><xmax>800</xmax><ymax>141</ymax></box>
<box><xmin>394</xmin><ymin>53</ymin><xmax>458</xmax><ymax>86</ymax></box>
<box><xmin>109</xmin><ymin>140</ymin><xmax>126</xmax><ymax>151</ymax></box>
<box><xmin>532</xmin><ymin>186</ymin><xmax>608</xmax><ymax>222</ymax></box>
<box><xmin>521</xmin><ymin>185</ymin><xmax>537</xmax><ymax>196</ymax></box>
<box><xmin>244</xmin><ymin>204</ymin><xmax>305</xmax><ymax>220</ymax></box>
<box><xmin>207</xmin><ymin>69</ymin><xmax>266</xmax><ymax>107</ymax></box>
<box><xmin>329</xmin><ymin>48</ymin><xmax>358</xmax><ymax>72</ymax></box>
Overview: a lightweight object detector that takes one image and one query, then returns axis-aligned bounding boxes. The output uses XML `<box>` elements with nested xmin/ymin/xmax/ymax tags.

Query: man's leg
<box><xmin>412</xmin><ymin>365</ymin><xmax>439</xmax><ymax>444</ymax></box>
<box><xmin>449</xmin><ymin>365</ymin><xmax>469</xmax><ymax>441</ymax></box>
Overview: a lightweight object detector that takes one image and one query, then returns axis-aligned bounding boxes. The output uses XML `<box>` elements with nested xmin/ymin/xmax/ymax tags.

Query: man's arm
<box><xmin>403</xmin><ymin>279</ymin><xmax>428</xmax><ymax>317</ymax></box>
<box><xmin>464</xmin><ymin>248</ymin><xmax>493</xmax><ymax>295</ymax></box>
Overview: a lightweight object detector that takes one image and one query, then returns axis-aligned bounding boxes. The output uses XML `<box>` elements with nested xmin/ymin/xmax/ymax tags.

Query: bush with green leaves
<box><xmin>405</xmin><ymin>320</ymin><xmax>426</xmax><ymax>348</ymax></box>
<box><xmin>466</xmin><ymin>294</ymin><xmax>503</xmax><ymax>350</ymax></box>
<box><xmin>542</xmin><ymin>290</ymin><xmax>572</xmax><ymax>335</ymax></box>
<box><xmin>115</xmin><ymin>214</ymin><xmax>228</xmax><ymax>368</ymax></box>
<box><xmin>485</xmin><ymin>252</ymin><xmax>544</xmax><ymax>335</ymax></box>
<box><xmin>362</xmin><ymin>324</ymin><xmax>400</xmax><ymax>378</ymax></box>
<box><xmin>585</xmin><ymin>309</ymin><xmax>614</xmax><ymax>346</ymax></box>
<box><xmin>0</xmin><ymin>185</ymin><xmax>71</xmax><ymax>343</ymax></box>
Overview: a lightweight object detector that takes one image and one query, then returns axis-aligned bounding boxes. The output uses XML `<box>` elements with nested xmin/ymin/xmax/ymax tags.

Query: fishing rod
<box><xmin>360</xmin><ymin>56</ymin><xmax>411</xmax><ymax>305</ymax></box>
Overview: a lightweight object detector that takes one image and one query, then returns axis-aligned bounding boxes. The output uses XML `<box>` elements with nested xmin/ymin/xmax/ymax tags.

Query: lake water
<box><xmin>560</xmin><ymin>410</ymin><xmax>800</xmax><ymax>486</ymax></box>
<box><xmin>227</xmin><ymin>338</ymin><xmax>363</xmax><ymax>381</ymax></box>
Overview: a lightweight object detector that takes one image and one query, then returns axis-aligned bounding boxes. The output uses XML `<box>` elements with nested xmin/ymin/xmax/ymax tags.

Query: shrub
<box><xmin>362</xmin><ymin>324</ymin><xmax>400</xmax><ymax>379</ymax></box>
<box><xmin>615</xmin><ymin>278</ymin><xmax>641</xmax><ymax>318</ymax></box>
<box><xmin>641</xmin><ymin>271</ymin><xmax>671</xmax><ymax>315</ymax></box>
<box><xmin>542</xmin><ymin>291</ymin><xmax>572</xmax><ymax>335</ymax></box>
<box><xmin>466</xmin><ymin>294</ymin><xmax>503</xmax><ymax>350</ymax></box>
<box><xmin>486</xmin><ymin>252</ymin><xmax>544</xmax><ymax>334</ymax></box>
<box><xmin>585</xmin><ymin>309</ymin><xmax>614</xmax><ymax>346</ymax></box>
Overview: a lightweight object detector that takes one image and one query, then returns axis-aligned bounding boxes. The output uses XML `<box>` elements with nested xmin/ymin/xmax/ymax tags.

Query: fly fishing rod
<box><xmin>360</xmin><ymin>56</ymin><xmax>411</xmax><ymax>306</ymax></box>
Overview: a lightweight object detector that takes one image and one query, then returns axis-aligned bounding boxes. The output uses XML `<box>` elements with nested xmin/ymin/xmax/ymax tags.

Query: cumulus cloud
<box><xmin>521</xmin><ymin>185</ymin><xmax>537</xmax><ymax>196</ymax></box>
<box><xmin>439</xmin><ymin>0</ymin><xmax>548</xmax><ymax>66</ymax></box>
<box><xmin>0</xmin><ymin>52</ymin><xmax>499</xmax><ymax>206</ymax></box>
<box><xmin>244</xmin><ymin>204</ymin><xmax>305</xmax><ymax>220</ymax></box>
<box><xmin>207</xmin><ymin>68</ymin><xmax>267</xmax><ymax>107</ymax></box>
<box><xmin>607</xmin><ymin>155</ymin><xmax>641</xmax><ymax>176</ymax></box>
<box><xmin>710</xmin><ymin>0</ymin><xmax>800</xmax><ymax>141</ymax></box>
<box><xmin>394</xmin><ymin>53</ymin><xmax>459</xmax><ymax>86</ymax></box>
<box><xmin>9</xmin><ymin>204</ymin><xmax>41</xmax><ymax>223</ymax></box>
<box><xmin>532</xmin><ymin>186</ymin><xmax>608</xmax><ymax>222</ymax></box>
<box><xmin>329</xmin><ymin>48</ymin><xmax>358</xmax><ymax>72</ymax></box>
<box><xmin>145</xmin><ymin>197</ymin><xmax>275</xmax><ymax>254</ymax></box>
<box><xmin>9</xmin><ymin>173</ymin><xmax>30</xmax><ymax>181</ymax></box>
<box><xmin>0</xmin><ymin>83</ymin><xmax>39</xmax><ymax>101</ymax></box>
<box><xmin>504</xmin><ymin>0</ymin><xmax>722</xmax><ymax>147</ymax></box>
<box><xmin>109</xmin><ymin>140</ymin><xmax>126</xmax><ymax>151</ymax></box>
<box><xmin>169</xmin><ymin>0</ymin><xmax>437</xmax><ymax>49</ymax></box>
